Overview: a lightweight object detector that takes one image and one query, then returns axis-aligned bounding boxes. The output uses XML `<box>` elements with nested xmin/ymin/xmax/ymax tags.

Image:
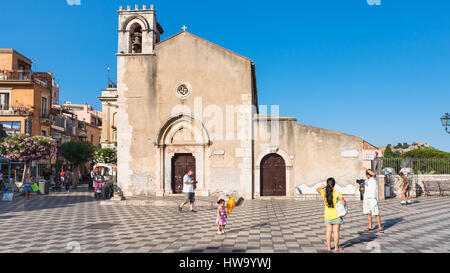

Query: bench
<box><xmin>423</xmin><ymin>181</ymin><xmax>441</xmax><ymax>196</ymax></box>
<box><xmin>438</xmin><ymin>181</ymin><xmax>450</xmax><ymax>196</ymax></box>
<box><xmin>423</xmin><ymin>180</ymin><xmax>450</xmax><ymax>196</ymax></box>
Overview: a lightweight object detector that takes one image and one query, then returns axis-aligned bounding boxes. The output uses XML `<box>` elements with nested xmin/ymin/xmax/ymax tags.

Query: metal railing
<box><xmin>0</xmin><ymin>106</ymin><xmax>32</xmax><ymax>116</ymax></box>
<box><xmin>50</xmin><ymin>114</ymin><xmax>65</xmax><ymax>128</ymax></box>
<box><xmin>0</xmin><ymin>104</ymin><xmax>10</xmax><ymax>110</ymax></box>
<box><xmin>0</xmin><ymin>70</ymin><xmax>49</xmax><ymax>89</ymax></box>
<box><xmin>78</xmin><ymin>121</ymin><xmax>86</xmax><ymax>130</ymax></box>
<box><xmin>372</xmin><ymin>158</ymin><xmax>450</xmax><ymax>175</ymax></box>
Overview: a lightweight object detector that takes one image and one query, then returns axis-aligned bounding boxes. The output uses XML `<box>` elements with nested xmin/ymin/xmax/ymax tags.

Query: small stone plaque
<box><xmin>341</xmin><ymin>150</ymin><xmax>359</xmax><ymax>158</ymax></box>
<box><xmin>213</xmin><ymin>150</ymin><xmax>225</xmax><ymax>155</ymax></box>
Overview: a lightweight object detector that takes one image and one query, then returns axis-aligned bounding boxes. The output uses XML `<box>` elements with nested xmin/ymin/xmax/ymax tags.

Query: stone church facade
<box><xmin>115</xmin><ymin>5</ymin><xmax>363</xmax><ymax>199</ymax></box>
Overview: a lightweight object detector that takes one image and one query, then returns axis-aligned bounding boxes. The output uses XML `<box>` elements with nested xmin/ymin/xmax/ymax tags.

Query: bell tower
<box><xmin>116</xmin><ymin>4</ymin><xmax>164</xmax><ymax>197</ymax></box>
<box><xmin>117</xmin><ymin>4</ymin><xmax>164</xmax><ymax>54</ymax></box>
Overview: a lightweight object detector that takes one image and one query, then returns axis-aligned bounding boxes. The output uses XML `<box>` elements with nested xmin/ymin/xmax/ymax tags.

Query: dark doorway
<box><xmin>260</xmin><ymin>153</ymin><xmax>286</xmax><ymax>196</ymax></box>
<box><xmin>172</xmin><ymin>153</ymin><xmax>196</xmax><ymax>194</ymax></box>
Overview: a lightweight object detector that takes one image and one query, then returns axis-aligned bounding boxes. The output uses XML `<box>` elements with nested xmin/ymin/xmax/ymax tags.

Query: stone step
<box><xmin>100</xmin><ymin>198</ymin><xmax>216</xmax><ymax>207</ymax></box>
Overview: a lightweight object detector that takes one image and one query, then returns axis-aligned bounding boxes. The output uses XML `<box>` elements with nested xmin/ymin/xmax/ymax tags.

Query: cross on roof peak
<box><xmin>181</xmin><ymin>25</ymin><xmax>188</xmax><ymax>31</ymax></box>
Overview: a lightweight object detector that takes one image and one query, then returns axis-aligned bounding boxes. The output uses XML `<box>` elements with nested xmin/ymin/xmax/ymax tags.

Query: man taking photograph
<box><xmin>360</xmin><ymin>168</ymin><xmax>384</xmax><ymax>233</ymax></box>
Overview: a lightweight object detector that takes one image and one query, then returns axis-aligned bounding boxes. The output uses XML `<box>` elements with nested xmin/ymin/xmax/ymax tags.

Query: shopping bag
<box><xmin>2</xmin><ymin>192</ymin><xmax>13</xmax><ymax>201</ymax></box>
<box><xmin>31</xmin><ymin>183</ymin><xmax>39</xmax><ymax>192</ymax></box>
<box><xmin>336</xmin><ymin>199</ymin><xmax>348</xmax><ymax>217</ymax></box>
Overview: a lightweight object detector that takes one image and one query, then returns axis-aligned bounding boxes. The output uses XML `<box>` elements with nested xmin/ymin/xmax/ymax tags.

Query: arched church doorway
<box><xmin>171</xmin><ymin>153</ymin><xmax>196</xmax><ymax>194</ymax></box>
<box><xmin>260</xmin><ymin>153</ymin><xmax>286</xmax><ymax>196</ymax></box>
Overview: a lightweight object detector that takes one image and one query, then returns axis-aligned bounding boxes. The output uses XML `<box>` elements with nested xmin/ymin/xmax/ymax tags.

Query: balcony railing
<box><xmin>49</xmin><ymin>114</ymin><xmax>65</xmax><ymax>128</ymax></box>
<box><xmin>0</xmin><ymin>105</ymin><xmax>33</xmax><ymax>116</ymax></box>
<box><xmin>101</xmin><ymin>89</ymin><xmax>118</xmax><ymax>98</ymax></box>
<box><xmin>0</xmin><ymin>104</ymin><xmax>10</xmax><ymax>111</ymax></box>
<box><xmin>0</xmin><ymin>70</ymin><xmax>49</xmax><ymax>89</ymax></box>
<box><xmin>78</xmin><ymin>121</ymin><xmax>86</xmax><ymax>130</ymax></box>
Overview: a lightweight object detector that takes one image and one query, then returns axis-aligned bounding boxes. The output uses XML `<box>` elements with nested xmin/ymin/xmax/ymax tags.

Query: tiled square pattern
<box><xmin>1</xmin><ymin>185</ymin><xmax>449</xmax><ymax>253</ymax></box>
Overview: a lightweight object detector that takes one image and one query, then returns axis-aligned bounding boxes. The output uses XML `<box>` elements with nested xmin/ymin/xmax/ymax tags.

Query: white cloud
<box><xmin>66</xmin><ymin>0</ymin><xmax>81</xmax><ymax>6</ymax></box>
<box><xmin>367</xmin><ymin>0</ymin><xmax>381</xmax><ymax>5</ymax></box>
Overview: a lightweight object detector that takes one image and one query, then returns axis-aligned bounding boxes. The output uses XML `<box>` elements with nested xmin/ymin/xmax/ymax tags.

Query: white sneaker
<box><xmin>406</xmin><ymin>200</ymin><xmax>412</xmax><ymax>204</ymax></box>
<box><xmin>221</xmin><ymin>230</ymin><xmax>225</xmax><ymax>234</ymax></box>
<box><xmin>401</xmin><ymin>201</ymin><xmax>406</xmax><ymax>205</ymax></box>
<box><xmin>217</xmin><ymin>231</ymin><xmax>222</xmax><ymax>235</ymax></box>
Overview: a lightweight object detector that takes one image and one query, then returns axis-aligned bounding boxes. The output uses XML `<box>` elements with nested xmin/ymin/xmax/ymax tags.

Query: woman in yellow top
<box><xmin>316</xmin><ymin>177</ymin><xmax>346</xmax><ymax>252</ymax></box>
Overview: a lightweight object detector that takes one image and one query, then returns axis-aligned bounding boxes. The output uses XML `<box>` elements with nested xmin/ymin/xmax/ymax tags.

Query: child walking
<box><xmin>216</xmin><ymin>199</ymin><xmax>227</xmax><ymax>234</ymax></box>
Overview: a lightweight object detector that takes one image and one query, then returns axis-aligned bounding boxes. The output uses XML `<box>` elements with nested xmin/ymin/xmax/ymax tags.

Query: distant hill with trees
<box><xmin>381</xmin><ymin>141</ymin><xmax>438</xmax><ymax>158</ymax></box>
<box><xmin>400</xmin><ymin>147</ymin><xmax>450</xmax><ymax>159</ymax></box>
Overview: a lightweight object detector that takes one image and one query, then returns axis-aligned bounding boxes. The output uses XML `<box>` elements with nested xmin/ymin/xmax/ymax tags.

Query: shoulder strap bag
<box><xmin>335</xmin><ymin>192</ymin><xmax>348</xmax><ymax>217</ymax></box>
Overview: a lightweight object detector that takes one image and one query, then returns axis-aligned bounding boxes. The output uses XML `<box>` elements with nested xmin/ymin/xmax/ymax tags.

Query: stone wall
<box><xmin>378</xmin><ymin>174</ymin><xmax>450</xmax><ymax>198</ymax></box>
<box><xmin>255</xmin><ymin>116</ymin><xmax>363</xmax><ymax>198</ymax></box>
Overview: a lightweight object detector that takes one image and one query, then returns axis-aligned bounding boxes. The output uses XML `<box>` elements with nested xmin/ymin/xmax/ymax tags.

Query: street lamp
<box><xmin>107</xmin><ymin>66</ymin><xmax>111</xmax><ymax>88</ymax></box>
<box><xmin>441</xmin><ymin>113</ymin><xmax>450</xmax><ymax>134</ymax></box>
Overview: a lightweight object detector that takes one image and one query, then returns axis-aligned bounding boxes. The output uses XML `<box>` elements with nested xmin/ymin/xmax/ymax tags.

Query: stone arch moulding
<box><xmin>121</xmin><ymin>15</ymin><xmax>150</xmax><ymax>32</ymax></box>
<box><xmin>168</xmin><ymin>124</ymin><xmax>201</xmax><ymax>144</ymax></box>
<box><xmin>256</xmin><ymin>148</ymin><xmax>293</xmax><ymax>169</ymax></box>
<box><xmin>156</xmin><ymin>113</ymin><xmax>212</xmax><ymax>147</ymax></box>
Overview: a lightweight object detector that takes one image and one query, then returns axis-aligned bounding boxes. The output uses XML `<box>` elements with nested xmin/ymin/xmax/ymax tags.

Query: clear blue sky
<box><xmin>1</xmin><ymin>0</ymin><xmax>449</xmax><ymax>151</ymax></box>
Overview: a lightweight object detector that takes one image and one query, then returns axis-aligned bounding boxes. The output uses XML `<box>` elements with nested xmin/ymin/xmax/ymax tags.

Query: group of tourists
<box><xmin>21</xmin><ymin>168</ymin><xmax>77</xmax><ymax>200</ymax></box>
<box><xmin>316</xmin><ymin>167</ymin><xmax>386</xmax><ymax>252</ymax></box>
<box><xmin>0</xmin><ymin>165</ymin><xmax>106</xmax><ymax>201</ymax></box>
<box><xmin>1</xmin><ymin>169</ymin><xmax>52</xmax><ymax>201</ymax></box>
<box><xmin>177</xmin><ymin>169</ymin><xmax>229</xmax><ymax>235</ymax></box>
<box><xmin>177</xmin><ymin>167</ymin><xmax>407</xmax><ymax>251</ymax></box>
<box><xmin>59</xmin><ymin>169</ymin><xmax>76</xmax><ymax>192</ymax></box>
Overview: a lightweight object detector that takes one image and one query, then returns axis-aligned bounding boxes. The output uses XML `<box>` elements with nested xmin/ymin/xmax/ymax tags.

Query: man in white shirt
<box><xmin>360</xmin><ymin>168</ymin><xmax>384</xmax><ymax>233</ymax></box>
<box><xmin>89</xmin><ymin>169</ymin><xmax>96</xmax><ymax>191</ymax></box>
<box><xmin>178</xmin><ymin>170</ymin><xmax>196</xmax><ymax>213</ymax></box>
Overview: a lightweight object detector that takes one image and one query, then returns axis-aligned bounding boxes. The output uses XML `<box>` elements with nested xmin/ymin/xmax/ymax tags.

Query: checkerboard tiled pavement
<box><xmin>0</xmin><ymin>185</ymin><xmax>449</xmax><ymax>253</ymax></box>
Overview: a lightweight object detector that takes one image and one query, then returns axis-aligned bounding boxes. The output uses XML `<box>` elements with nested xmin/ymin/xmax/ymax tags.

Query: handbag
<box><xmin>31</xmin><ymin>183</ymin><xmax>40</xmax><ymax>192</ymax></box>
<box><xmin>335</xmin><ymin>197</ymin><xmax>348</xmax><ymax>217</ymax></box>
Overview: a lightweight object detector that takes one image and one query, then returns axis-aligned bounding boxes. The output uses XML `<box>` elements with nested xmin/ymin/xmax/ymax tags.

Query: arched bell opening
<box><xmin>129</xmin><ymin>23</ymin><xmax>143</xmax><ymax>54</ymax></box>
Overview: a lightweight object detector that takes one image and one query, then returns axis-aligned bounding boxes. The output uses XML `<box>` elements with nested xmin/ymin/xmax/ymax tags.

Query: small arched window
<box><xmin>129</xmin><ymin>23</ymin><xmax>142</xmax><ymax>53</ymax></box>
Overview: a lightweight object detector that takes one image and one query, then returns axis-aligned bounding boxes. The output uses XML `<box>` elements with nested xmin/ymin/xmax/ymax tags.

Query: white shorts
<box><xmin>363</xmin><ymin>198</ymin><xmax>380</xmax><ymax>216</ymax></box>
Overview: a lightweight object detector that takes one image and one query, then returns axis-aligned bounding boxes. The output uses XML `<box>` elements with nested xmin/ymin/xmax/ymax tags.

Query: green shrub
<box><xmin>93</xmin><ymin>148</ymin><xmax>117</xmax><ymax>164</ymax></box>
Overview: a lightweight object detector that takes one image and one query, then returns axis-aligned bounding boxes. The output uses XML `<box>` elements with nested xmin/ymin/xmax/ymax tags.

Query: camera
<box><xmin>356</xmin><ymin>179</ymin><xmax>365</xmax><ymax>201</ymax></box>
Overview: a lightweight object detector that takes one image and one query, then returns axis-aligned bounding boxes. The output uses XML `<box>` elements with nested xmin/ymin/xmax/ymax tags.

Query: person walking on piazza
<box><xmin>178</xmin><ymin>170</ymin><xmax>196</xmax><ymax>213</ymax></box>
<box><xmin>399</xmin><ymin>172</ymin><xmax>412</xmax><ymax>205</ymax></box>
<box><xmin>23</xmin><ymin>172</ymin><xmax>34</xmax><ymax>201</ymax></box>
<box><xmin>89</xmin><ymin>168</ymin><xmax>96</xmax><ymax>191</ymax></box>
<box><xmin>59</xmin><ymin>169</ymin><xmax>66</xmax><ymax>191</ymax></box>
<box><xmin>65</xmin><ymin>170</ymin><xmax>72</xmax><ymax>192</ymax></box>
